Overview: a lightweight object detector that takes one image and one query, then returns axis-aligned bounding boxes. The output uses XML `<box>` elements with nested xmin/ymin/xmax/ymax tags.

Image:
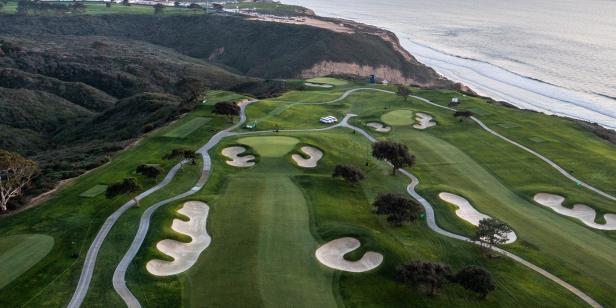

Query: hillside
<box><xmin>0</xmin><ymin>14</ymin><xmax>452</xmax><ymax>87</ymax></box>
<box><xmin>0</xmin><ymin>12</ymin><xmax>453</xmax><ymax>210</ymax></box>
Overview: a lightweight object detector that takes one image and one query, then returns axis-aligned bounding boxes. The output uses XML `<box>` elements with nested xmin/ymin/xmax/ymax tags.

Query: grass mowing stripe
<box><xmin>163</xmin><ymin>117</ymin><xmax>211</xmax><ymax>138</ymax></box>
<box><xmin>0</xmin><ymin>234</ymin><xmax>54</xmax><ymax>289</ymax></box>
<box><xmin>79</xmin><ymin>185</ymin><xmax>107</xmax><ymax>198</ymax></box>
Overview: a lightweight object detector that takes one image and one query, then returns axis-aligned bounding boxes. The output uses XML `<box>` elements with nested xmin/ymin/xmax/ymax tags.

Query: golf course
<box><xmin>1</xmin><ymin>78</ymin><xmax>615</xmax><ymax>307</ymax></box>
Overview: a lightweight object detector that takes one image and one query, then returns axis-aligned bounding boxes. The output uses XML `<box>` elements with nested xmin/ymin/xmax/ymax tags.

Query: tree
<box><xmin>0</xmin><ymin>0</ymin><xmax>6</xmax><ymax>10</ymax></box>
<box><xmin>136</xmin><ymin>164</ymin><xmax>163</xmax><ymax>182</ymax></box>
<box><xmin>0</xmin><ymin>150</ymin><xmax>39</xmax><ymax>212</ymax></box>
<box><xmin>121</xmin><ymin>0</ymin><xmax>130</xmax><ymax>6</ymax></box>
<box><xmin>453</xmin><ymin>111</ymin><xmax>473</xmax><ymax>118</ymax></box>
<box><xmin>188</xmin><ymin>2</ymin><xmax>201</xmax><ymax>12</ymax></box>
<box><xmin>396</xmin><ymin>261</ymin><xmax>452</xmax><ymax>296</ymax></box>
<box><xmin>396</xmin><ymin>85</ymin><xmax>412</xmax><ymax>101</ymax></box>
<box><xmin>183</xmin><ymin>150</ymin><xmax>197</xmax><ymax>165</ymax></box>
<box><xmin>371</xmin><ymin>141</ymin><xmax>415</xmax><ymax>175</ymax></box>
<box><xmin>173</xmin><ymin>1</ymin><xmax>180</xmax><ymax>7</ymax></box>
<box><xmin>105</xmin><ymin>2</ymin><xmax>111</xmax><ymax>7</ymax></box>
<box><xmin>212</xmin><ymin>101</ymin><xmax>240</xmax><ymax>123</ymax></box>
<box><xmin>332</xmin><ymin>164</ymin><xmax>364</xmax><ymax>185</ymax></box>
<box><xmin>106</xmin><ymin>177</ymin><xmax>141</xmax><ymax>198</ymax></box>
<box><xmin>372</xmin><ymin>193</ymin><xmax>422</xmax><ymax>226</ymax></box>
<box><xmin>453</xmin><ymin>266</ymin><xmax>495</xmax><ymax>299</ymax></box>
<box><xmin>69</xmin><ymin>2</ymin><xmax>86</xmax><ymax>14</ymax></box>
<box><xmin>474</xmin><ymin>218</ymin><xmax>512</xmax><ymax>255</ymax></box>
<box><xmin>153</xmin><ymin>3</ymin><xmax>164</xmax><ymax>14</ymax></box>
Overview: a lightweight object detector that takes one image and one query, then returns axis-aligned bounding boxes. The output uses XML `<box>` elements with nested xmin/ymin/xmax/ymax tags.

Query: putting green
<box><xmin>381</xmin><ymin>110</ymin><xmax>415</xmax><ymax>126</ymax></box>
<box><xmin>236</xmin><ymin>136</ymin><xmax>299</xmax><ymax>157</ymax></box>
<box><xmin>79</xmin><ymin>184</ymin><xmax>108</xmax><ymax>198</ymax></box>
<box><xmin>305</xmin><ymin>77</ymin><xmax>348</xmax><ymax>86</ymax></box>
<box><xmin>0</xmin><ymin>234</ymin><xmax>54</xmax><ymax>289</ymax></box>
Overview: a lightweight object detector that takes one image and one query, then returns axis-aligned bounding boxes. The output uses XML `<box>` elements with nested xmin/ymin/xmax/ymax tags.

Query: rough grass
<box><xmin>79</xmin><ymin>185</ymin><xmax>108</xmax><ymax>198</ymax></box>
<box><xmin>0</xmin><ymin>234</ymin><xmax>54</xmax><ymax>289</ymax></box>
<box><xmin>163</xmin><ymin>117</ymin><xmax>211</xmax><ymax>138</ymax></box>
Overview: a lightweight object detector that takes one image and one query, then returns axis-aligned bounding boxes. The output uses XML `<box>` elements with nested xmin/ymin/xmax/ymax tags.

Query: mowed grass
<box><xmin>203</xmin><ymin>90</ymin><xmax>247</xmax><ymax>106</ymax></box>
<box><xmin>306</xmin><ymin>77</ymin><xmax>349</xmax><ymax>86</ymax></box>
<box><xmin>381</xmin><ymin>109</ymin><xmax>415</xmax><ymax>126</ymax></box>
<box><xmin>79</xmin><ymin>185</ymin><xmax>108</xmax><ymax>198</ymax></box>
<box><xmin>0</xmin><ymin>234</ymin><xmax>54</xmax><ymax>289</ymax></box>
<box><xmin>182</xmin><ymin>175</ymin><xmax>336</xmax><ymax>307</ymax></box>
<box><xmin>236</xmin><ymin>136</ymin><xmax>299</xmax><ymax>157</ymax></box>
<box><xmin>163</xmin><ymin>117</ymin><xmax>211</xmax><ymax>138</ymax></box>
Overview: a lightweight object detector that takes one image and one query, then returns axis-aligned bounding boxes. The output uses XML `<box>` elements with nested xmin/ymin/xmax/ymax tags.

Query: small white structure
<box><xmin>319</xmin><ymin>116</ymin><xmax>338</xmax><ymax>124</ymax></box>
<box><xmin>381</xmin><ymin>80</ymin><xmax>389</xmax><ymax>85</ymax></box>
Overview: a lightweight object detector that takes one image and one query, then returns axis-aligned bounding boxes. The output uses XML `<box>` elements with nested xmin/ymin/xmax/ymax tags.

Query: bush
<box><xmin>332</xmin><ymin>164</ymin><xmax>364</xmax><ymax>184</ymax></box>
<box><xmin>105</xmin><ymin>177</ymin><xmax>141</xmax><ymax>198</ymax></box>
<box><xmin>453</xmin><ymin>266</ymin><xmax>495</xmax><ymax>299</ymax></box>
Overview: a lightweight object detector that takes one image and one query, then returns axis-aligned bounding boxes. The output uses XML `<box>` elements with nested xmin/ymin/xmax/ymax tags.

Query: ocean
<box><xmin>284</xmin><ymin>0</ymin><xmax>616</xmax><ymax>129</ymax></box>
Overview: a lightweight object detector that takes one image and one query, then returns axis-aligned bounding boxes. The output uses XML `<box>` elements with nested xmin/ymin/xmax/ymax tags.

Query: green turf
<box><xmin>0</xmin><ymin>234</ymin><xmax>54</xmax><ymax>289</ymax></box>
<box><xmin>236</xmin><ymin>136</ymin><xmax>300</xmax><ymax>157</ymax></box>
<box><xmin>79</xmin><ymin>185</ymin><xmax>108</xmax><ymax>198</ymax></box>
<box><xmin>529</xmin><ymin>136</ymin><xmax>548</xmax><ymax>143</ymax></box>
<box><xmin>381</xmin><ymin>109</ymin><xmax>415</xmax><ymax>126</ymax></box>
<box><xmin>497</xmin><ymin>122</ymin><xmax>521</xmax><ymax>128</ymax></box>
<box><xmin>163</xmin><ymin>117</ymin><xmax>211</xmax><ymax>138</ymax></box>
<box><xmin>306</xmin><ymin>77</ymin><xmax>349</xmax><ymax>86</ymax></box>
<box><xmin>467</xmin><ymin>107</ymin><xmax>492</xmax><ymax>116</ymax></box>
<box><xmin>203</xmin><ymin>90</ymin><xmax>247</xmax><ymax>106</ymax></box>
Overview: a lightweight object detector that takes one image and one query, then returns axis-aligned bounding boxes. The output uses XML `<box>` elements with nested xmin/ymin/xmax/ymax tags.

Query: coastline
<box><xmin>281</xmin><ymin>1</ymin><xmax>616</xmax><ymax>131</ymax></box>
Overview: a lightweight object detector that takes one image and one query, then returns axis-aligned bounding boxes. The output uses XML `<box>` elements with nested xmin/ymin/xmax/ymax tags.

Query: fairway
<box><xmin>186</xmin><ymin>176</ymin><xmax>336</xmax><ymax>307</ymax></box>
<box><xmin>204</xmin><ymin>90</ymin><xmax>246</xmax><ymax>106</ymax></box>
<box><xmin>236</xmin><ymin>136</ymin><xmax>299</xmax><ymax>157</ymax></box>
<box><xmin>381</xmin><ymin>109</ymin><xmax>415</xmax><ymax>126</ymax></box>
<box><xmin>306</xmin><ymin>77</ymin><xmax>348</xmax><ymax>85</ymax></box>
<box><xmin>163</xmin><ymin>117</ymin><xmax>211</xmax><ymax>138</ymax></box>
<box><xmin>79</xmin><ymin>185</ymin><xmax>108</xmax><ymax>198</ymax></box>
<box><xmin>0</xmin><ymin>234</ymin><xmax>54</xmax><ymax>289</ymax></box>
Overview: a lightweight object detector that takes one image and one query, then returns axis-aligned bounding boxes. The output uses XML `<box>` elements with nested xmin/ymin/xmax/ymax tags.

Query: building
<box><xmin>319</xmin><ymin>116</ymin><xmax>338</xmax><ymax>124</ymax></box>
<box><xmin>449</xmin><ymin>97</ymin><xmax>460</xmax><ymax>106</ymax></box>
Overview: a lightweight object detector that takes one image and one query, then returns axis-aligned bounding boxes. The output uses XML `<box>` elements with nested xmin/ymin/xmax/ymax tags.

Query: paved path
<box><xmin>340</xmin><ymin>116</ymin><xmax>602</xmax><ymax>308</ymax></box>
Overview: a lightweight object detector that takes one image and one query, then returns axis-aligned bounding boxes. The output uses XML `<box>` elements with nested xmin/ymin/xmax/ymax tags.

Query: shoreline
<box><xmin>281</xmin><ymin>1</ymin><xmax>616</xmax><ymax>131</ymax></box>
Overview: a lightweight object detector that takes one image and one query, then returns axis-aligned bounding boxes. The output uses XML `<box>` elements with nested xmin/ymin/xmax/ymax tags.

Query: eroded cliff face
<box><xmin>301</xmin><ymin>61</ymin><xmax>449</xmax><ymax>87</ymax></box>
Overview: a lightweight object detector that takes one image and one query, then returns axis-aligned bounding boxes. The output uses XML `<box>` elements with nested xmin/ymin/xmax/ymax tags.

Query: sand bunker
<box><xmin>305</xmin><ymin>82</ymin><xmax>333</xmax><ymax>88</ymax></box>
<box><xmin>413</xmin><ymin>112</ymin><xmax>436</xmax><ymax>130</ymax></box>
<box><xmin>292</xmin><ymin>146</ymin><xmax>323</xmax><ymax>168</ymax></box>
<box><xmin>366</xmin><ymin>122</ymin><xmax>391</xmax><ymax>133</ymax></box>
<box><xmin>315</xmin><ymin>237</ymin><xmax>383</xmax><ymax>273</ymax></box>
<box><xmin>146</xmin><ymin>201</ymin><xmax>211</xmax><ymax>276</ymax></box>
<box><xmin>439</xmin><ymin>192</ymin><xmax>517</xmax><ymax>243</ymax></box>
<box><xmin>221</xmin><ymin>146</ymin><xmax>255</xmax><ymax>167</ymax></box>
<box><xmin>533</xmin><ymin>193</ymin><xmax>616</xmax><ymax>230</ymax></box>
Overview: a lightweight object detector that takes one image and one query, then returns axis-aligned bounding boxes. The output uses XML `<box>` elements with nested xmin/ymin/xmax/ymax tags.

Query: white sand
<box><xmin>366</xmin><ymin>122</ymin><xmax>391</xmax><ymax>133</ymax></box>
<box><xmin>413</xmin><ymin>112</ymin><xmax>437</xmax><ymax>130</ymax></box>
<box><xmin>315</xmin><ymin>237</ymin><xmax>383</xmax><ymax>273</ymax></box>
<box><xmin>305</xmin><ymin>82</ymin><xmax>333</xmax><ymax>88</ymax></box>
<box><xmin>292</xmin><ymin>146</ymin><xmax>323</xmax><ymax>168</ymax></box>
<box><xmin>221</xmin><ymin>146</ymin><xmax>255</xmax><ymax>167</ymax></box>
<box><xmin>533</xmin><ymin>193</ymin><xmax>616</xmax><ymax>230</ymax></box>
<box><xmin>439</xmin><ymin>192</ymin><xmax>517</xmax><ymax>243</ymax></box>
<box><xmin>146</xmin><ymin>201</ymin><xmax>211</xmax><ymax>276</ymax></box>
